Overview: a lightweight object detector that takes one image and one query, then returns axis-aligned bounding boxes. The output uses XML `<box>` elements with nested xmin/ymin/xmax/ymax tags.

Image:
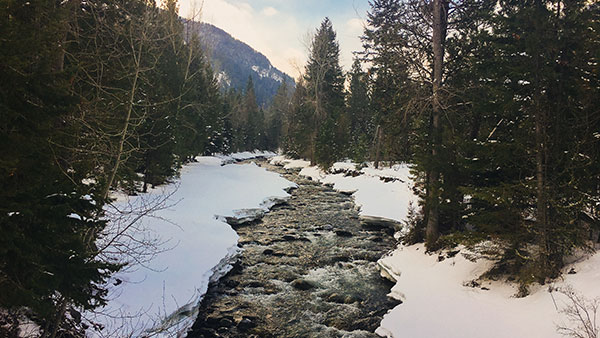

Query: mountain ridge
<box><xmin>184</xmin><ymin>21</ymin><xmax>295</xmax><ymax>106</ymax></box>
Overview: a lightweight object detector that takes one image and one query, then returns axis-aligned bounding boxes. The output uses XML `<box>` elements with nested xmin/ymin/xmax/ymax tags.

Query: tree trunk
<box><xmin>374</xmin><ymin>125</ymin><xmax>382</xmax><ymax>169</ymax></box>
<box><xmin>311</xmin><ymin>70</ymin><xmax>322</xmax><ymax>166</ymax></box>
<box><xmin>310</xmin><ymin>129</ymin><xmax>317</xmax><ymax>166</ymax></box>
<box><xmin>46</xmin><ymin>298</ymin><xmax>67</xmax><ymax>338</ymax></box>
<box><xmin>535</xmin><ymin>99</ymin><xmax>549</xmax><ymax>279</ymax></box>
<box><xmin>101</xmin><ymin>30</ymin><xmax>145</xmax><ymax>200</ymax></box>
<box><xmin>102</xmin><ymin>63</ymin><xmax>140</xmax><ymax>200</ymax></box>
<box><xmin>87</xmin><ymin>13</ymin><xmax>150</xmax><ymax>249</ymax></box>
<box><xmin>53</xmin><ymin>0</ymin><xmax>80</xmax><ymax>73</ymax></box>
<box><xmin>425</xmin><ymin>0</ymin><xmax>448</xmax><ymax>248</ymax></box>
<box><xmin>533</xmin><ymin>0</ymin><xmax>551</xmax><ymax>281</ymax></box>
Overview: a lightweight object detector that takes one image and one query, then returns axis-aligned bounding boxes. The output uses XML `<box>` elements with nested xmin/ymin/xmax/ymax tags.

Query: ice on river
<box><xmin>90</xmin><ymin>151</ymin><xmax>296</xmax><ymax>337</ymax></box>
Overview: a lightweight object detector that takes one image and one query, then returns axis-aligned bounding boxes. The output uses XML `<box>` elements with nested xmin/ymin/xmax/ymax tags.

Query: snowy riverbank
<box><xmin>91</xmin><ymin>152</ymin><xmax>296</xmax><ymax>336</ymax></box>
<box><xmin>376</xmin><ymin>244</ymin><xmax>600</xmax><ymax>338</ymax></box>
<box><xmin>269</xmin><ymin>155</ymin><xmax>600</xmax><ymax>338</ymax></box>
<box><xmin>269</xmin><ymin>157</ymin><xmax>418</xmax><ymax>222</ymax></box>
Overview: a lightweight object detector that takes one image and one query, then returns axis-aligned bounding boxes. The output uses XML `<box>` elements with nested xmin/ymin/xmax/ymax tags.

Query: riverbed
<box><xmin>187</xmin><ymin>161</ymin><xmax>401</xmax><ymax>337</ymax></box>
<box><xmin>91</xmin><ymin>154</ymin><xmax>295</xmax><ymax>336</ymax></box>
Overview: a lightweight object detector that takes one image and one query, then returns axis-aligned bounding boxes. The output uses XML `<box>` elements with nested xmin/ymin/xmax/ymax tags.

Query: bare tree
<box><xmin>554</xmin><ymin>286</ymin><xmax>599</xmax><ymax>338</ymax></box>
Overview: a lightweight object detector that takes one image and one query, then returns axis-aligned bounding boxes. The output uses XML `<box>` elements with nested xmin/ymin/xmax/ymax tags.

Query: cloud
<box><xmin>262</xmin><ymin>6</ymin><xmax>278</xmax><ymax>17</ymax></box>
<box><xmin>346</xmin><ymin>18</ymin><xmax>366</xmax><ymax>34</ymax></box>
<box><xmin>173</xmin><ymin>0</ymin><xmax>371</xmax><ymax>78</ymax></box>
<box><xmin>182</xmin><ymin>0</ymin><xmax>303</xmax><ymax>77</ymax></box>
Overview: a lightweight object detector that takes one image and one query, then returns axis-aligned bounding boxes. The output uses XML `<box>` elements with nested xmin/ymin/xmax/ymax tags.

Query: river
<box><xmin>187</xmin><ymin>160</ymin><xmax>401</xmax><ymax>337</ymax></box>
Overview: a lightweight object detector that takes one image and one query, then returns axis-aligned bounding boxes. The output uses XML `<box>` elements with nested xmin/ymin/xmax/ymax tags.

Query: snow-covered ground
<box><xmin>91</xmin><ymin>151</ymin><xmax>296</xmax><ymax>337</ymax></box>
<box><xmin>270</xmin><ymin>155</ymin><xmax>600</xmax><ymax>338</ymax></box>
<box><xmin>270</xmin><ymin>157</ymin><xmax>418</xmax><ymax>222</ymax></box>
<box><xmin>377</xmin><ymin>244</ymin><xmax>600</xmax><ymax>338</ymax></box>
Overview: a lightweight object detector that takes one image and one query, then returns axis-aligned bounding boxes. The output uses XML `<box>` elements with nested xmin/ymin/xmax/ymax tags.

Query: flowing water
<box><xmin>187</xmin><ymin>161</ymin><xmax>401</xmax><ymax>338</ymax></box>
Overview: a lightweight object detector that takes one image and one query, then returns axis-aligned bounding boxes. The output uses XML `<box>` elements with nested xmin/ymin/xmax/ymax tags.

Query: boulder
<box><xmin>291</xmin><ymin>279</ymin><xmax>316</xmax><ymax>291</ymax></box>
<box><xmin>359</xmin><ymin>215</ymin><xmax>403</xmax><ymax>232</ymax></box>
<box><xmin>335</xmin><ymin>230</ymin><xmax>353</xmax><ymax>237</ymax></box>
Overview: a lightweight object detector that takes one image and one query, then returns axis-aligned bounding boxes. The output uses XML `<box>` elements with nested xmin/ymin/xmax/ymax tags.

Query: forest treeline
<box><xmin>1</xmin><ymin>0</ymin><xmax>599</xmax><ymax>336</ymax></box>
<box><xmin>0</xmin><ymin>0</ymin><xmax>279</xmax><ymax>336</ymax></box>
<box><xmin>277</xmin><ymin>0</ymin><xmax>600</xmax><ymax>295</ymax></box>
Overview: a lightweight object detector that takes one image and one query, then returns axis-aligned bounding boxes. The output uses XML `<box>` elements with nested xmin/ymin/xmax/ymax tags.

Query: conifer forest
<box><xmin>1</xmin><ymin>0</ymin><xmax>599</xmax><ymax>337</ymax></box>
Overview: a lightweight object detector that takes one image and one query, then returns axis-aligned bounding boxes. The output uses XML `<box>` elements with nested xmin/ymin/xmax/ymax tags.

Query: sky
<box><xmin>176</xmin><ymin>0</ymin><xmax>372</xmax><ymax>79</ymax></box>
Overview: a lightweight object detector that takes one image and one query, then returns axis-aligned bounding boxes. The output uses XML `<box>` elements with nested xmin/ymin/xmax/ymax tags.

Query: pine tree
<box><xmin>173</xmin><ymin>30</ymin><xmax>224</xmax><ymax>161</ymax></box>
<box><xmin>0</xmin><ymin>0</ymin><xmax>120</xmax><ymax>332</ymax></box>
<box><xmin>362</xmin><ymin>0</ymin><xmax>415</xmax><ymax>164</ymax></box>
<box><xmin>477</xmin><ymin>0</ymin><xmax>600</xmax><ymax>282</ymax></box>
<box><xmin>412</xmin><ymin>0</ymin><xmax>599</xmax><ymax>284</ymax></box>
<box><xmin>265</xmin><ymin>81</ymin><xmax>291</xmax><ymax>150</ymax></box>
<box><xmin>346</xmin><ymin>58</ymin><xmax>374</xmax><ymax>162</ymax></box>
<box><xmin>283</xmin><ymin>80</ymin><xmax>314</xmax><ymax>159</ymax></box>
<box><xmin>244</xmin><ymin>76</ymin><xmax>263</xmax><ymax>150</ymax></box>
<box><xmin>304</xmin><ymin>18</ymin><xmax>347</xmax><ymax>167</ymax></box>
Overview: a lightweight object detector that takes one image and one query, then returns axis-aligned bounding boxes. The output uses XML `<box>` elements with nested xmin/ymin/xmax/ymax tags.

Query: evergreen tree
<box><xmin>282</xmin><ymin>80</ymin><xmax>314</xmax><ymax>159</ymax></box>
<box><xmin>174</xmin><ymin>27</ymin><xmax>224</xmax><ymax>162</ymax></box>
<box><xmin>265</xmin><ymin>81</ymin><xmax>292</xmax><ymax>150</ymax></box>
<box><xmin>304</xmin><ymin>18</ymin><xmax>347</xmax><ymax>167</ymax></box>
<box><xmin>465</xmin><ymin>0</ymin><xmax>600</xmax><ymax>282</ymax></box>
<box><xmin>0</xmin><ymin>0</ymin><xmax>119</xmax><ymax>332</ymax></box>
<box><xmin>365</xmin><ymin>0</ymin><xmax>600</xmax><ymax>286</ymax></box>
<box><xmin>225</xmin><ymin>89</ymin><xmax>246</xmax><ymax>152</ymax></box>
<box><xmin>244</xmin><ymin>76</ymin><xmax>263</xmax><ymax>150</ymax></box>
<box><xmin>1</xmin><ymin>0</ymin><xmax>228</xmax><ymax>333</ymax></box>
<box><xmin>346</xmin><ymin>58</ymin><xmax>374</xmax><ymax>162</ymax></box>
<box><xmin>362</xmin><ymin>0</ymin><xmax>415</xmax><ymax>164</ymax></box>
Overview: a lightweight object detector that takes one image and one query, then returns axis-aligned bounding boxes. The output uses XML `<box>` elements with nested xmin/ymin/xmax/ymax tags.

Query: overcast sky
<box><xmin>176</xmin><ymin>0</ymin><xmax>371</xmax><ymax>79</ymax></box>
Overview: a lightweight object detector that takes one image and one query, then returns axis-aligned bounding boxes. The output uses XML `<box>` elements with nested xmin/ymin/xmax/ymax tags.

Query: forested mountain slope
<box><xmin>185</xmin><ymin>21</ymin><xmax>295</xmax><ymax>106</ymax></box>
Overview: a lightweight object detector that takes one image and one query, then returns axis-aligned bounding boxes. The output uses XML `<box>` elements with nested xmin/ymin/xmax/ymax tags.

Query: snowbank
<box><xmin>269</xmin><ymin>157</ymin><xmax>418</xmax><ymax>222</ymax></box>
<box><xmin>92</xmin><ymin>152</ymin><xmax>295</xmax><ymax>336</ymax></box>
<box><xmin>377</xmin><ymin>244</ymin><xmax>600</xmax><ymax>338</ymax></box>
<box><xmin>269</xmin><ymin>155</ymin><xmax>311</xmax><ymax>170</ymax></box>
<box><xmin>217</xmin><ymin>150</ymin><xmax>277</xmax><ymax>164</ymax></box>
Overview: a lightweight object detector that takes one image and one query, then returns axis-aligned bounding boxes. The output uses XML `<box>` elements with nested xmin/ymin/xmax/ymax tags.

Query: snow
<box><xmin>269</xmin><ymin>155</ymin><xmax>311</xmax><ymax>170</ymax></box>
<box><xmin>0</xmin><ymin>308</ymin><xmax>41</xmax><ymax>338</ymax></box>
<box><xmin>18</xmin><ymin>318</ymin><xmax>40</xmax><ymax>338</ymax></box>
<box><xmin>251</xmin><ymin>65</ymin><xmax>284</xmax><ymax>83</ymax></box>
<box><xmin>85</xmin><ymin>151</ymin><xmax>600</xmax><ymax>337</ymax></box>
<box><xmin>270</xmin><ymin>155</ymin><xmax>600</xmax><ymax>338</ymax></box>
<box><xmin>92</xmin><ymin>152</ymin><xmax>295</xmax><ymax>336</ymax></box>
<box><xmin>377</xmin><ymin>244</ymin><xmax>600</xmax><ymax>338</ymax></box>
<box><xmin>218</xmin><ymin>150</ymin><xmax>276</xmax><ymax>162</ymax></box>
<box><xmin>317</xmin><ymin>163</ymin><xmax>416</xmax><ymax>222</ymax></box>
<box><xmin>269</xmin><ymin>157</ymin><xmax>418</xmax><ymax>222</ymax></box>
<box><xmin>216</xmin><ymin>71</ymin><xmax>231</xmax><ymax>87</ymax></box>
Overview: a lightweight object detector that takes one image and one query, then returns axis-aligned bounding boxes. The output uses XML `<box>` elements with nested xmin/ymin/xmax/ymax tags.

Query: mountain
<box><xmin>185</xmin><ymin>22</ymin><xmax>295</xmax><ymax>106</ymax></box>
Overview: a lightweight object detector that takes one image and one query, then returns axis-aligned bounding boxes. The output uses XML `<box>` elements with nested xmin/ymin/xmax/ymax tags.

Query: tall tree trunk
<box><xmin>311</xmin><ymin>70</ymin><xmax>322</xmax><ymax>166</ymax></box>
<box><xmin>425</xmin><ymin>0</ymin><xmax>448</xmax><ymax>248</ymax></box>
<box><xmin>46</xmin><ymin>297</ymin><xmax>67</xmax><ymax>338</ymax></box>
<box><xmin>102</xmin><ymin>58</ymin><xmax>141</xmax><ymax>200</ymax></box>
<box><xmin>86</xmin><ymin>15</ymin><xmax>150</xmax><ymax>249</ymax></box>
<box><xmin>310</xmin><ymin>130</ymin><xmax>317</xmax><ymax>165</ymax></box>
<box><xmin>533</xmin><ymin>0</ymin><xmax>551</xmax><ymax>281</ymax></box>
<box><xmin>101</xmin><ymin>18</ymin><xmax>149</xmax><ymax>200</ymax></box>
<box><xmin>374</xmin><ymin>125</ymin><xmax>382</xmax><ymax>169</ymax></box>
<box><xmin>535</xmin><ymin>98</ymin><xmax>549</xmax><ymax>279</ymax></box>
<box><xmin>53</xmin><ymin>0</ymin><xmax>80</xmax><ymax>73</ymax></box>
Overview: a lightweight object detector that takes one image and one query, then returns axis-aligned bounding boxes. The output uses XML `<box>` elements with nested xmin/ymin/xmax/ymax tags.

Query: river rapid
<box><xmin>187</xmin><ymin>160</ymin><xmax>401</xmax><ymax>338</ymax></box>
